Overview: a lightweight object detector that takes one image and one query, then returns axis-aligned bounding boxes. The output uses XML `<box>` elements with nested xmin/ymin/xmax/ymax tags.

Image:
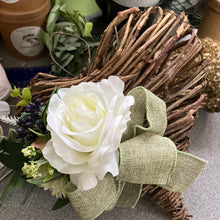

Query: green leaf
<box><xmin>0</xmin><ymin>138</ymin><xmax>24</xmax><ymax>155</ymax></box>
<box><xmin>0</xmin><ymin>171</ymin><xmax>17</xmax><ymax>200</ymax></box>
<box><xmin>33</xmin><ymin>159</ymin><xmax>49</xmax><ymax>169</ymax></box>
<box><xmin>20</xmin><ymin>112</ymin><xmax>31</xmax><ymax>118</ymax></box>
<box><xmin>60</xmin><ymin>53</ymin><xmax>71</xmax><ymax>61</ymax></box>
<box><xmin>0</xmin><ymin>153</ymin><xmax>24</xmax><ymax>170</ymax></box>
<box><xmin>52</xmin><ymin>197</ymin><xmax>70</xmax><ymax>210</ymax></box>
<box><xmin>27</xmin><ymin>177</ymin><xmax>45</xmax><ymax>185</ymax></box>
<box><xmin>10</xmin><ymin>86</ymin><xmax>20</xmax><ymax>97</ymax></box>
<box><xmin>55</xmin><ymin>51</ymin><xmax>62</xmax><ymax>58</ymax></box>
<box><xmin>0</xmin><ymin>137</ymin><xmax>27</xmax><ymax>170</ymax></box>
<box><xmin>43</xmin><ymin>171</ymin><xmax>62</xmax><ymax>183</ymax></box>
<box><xmin>21</xmin><ymin>88</ymin><xmax>32</xmax><ymax>101</ymax></box>
<box><xmin>61</xmin><ymin>54</ymin><xmax>74</xmax><ymax>67</ymax></box>
<box><xmin>83</xmin><ymin>22</ymin><xmax>93</xmax><ymax>37</ymax></box>
<box><xmin>15</xmin><ymin>177</ymin><xmax>26</xmax><ymax>189</ymax></box>
<box><xmin>46</xmin><ymin>4</ymin><xmax>61</xmax><ymax>34</ymax></box>
<box><xmin>40</xmin><ymin>30</ymin><xmax>50</xmax><ymax>48</ymax></box>
<box><xmin>0</xmin><ymin>171</ymin><xmax>25</xmax><ymax>201</ymax></box>
<box><xmin>52</xmin><ymin>34</ymin><xmax>61</xmax><ymax>49</ymax></box>
<box><xmin>59</xmin><ymin>7</ymin><xmax>86</xmax><ymax>36</ymax></box>
<box><xmin>16</xmin><ymin>99</ymin><xmax>29</xmax><ymax>107</ymax></box>
<box><xmin>28</xmin><ymin>128</ymin><xmax>45</xmax><ymax>137</ymax></box>
<box><xmin>6</xmin><ymin>129</ymin><xmax>17</xmax><ymax>141</ymax></box>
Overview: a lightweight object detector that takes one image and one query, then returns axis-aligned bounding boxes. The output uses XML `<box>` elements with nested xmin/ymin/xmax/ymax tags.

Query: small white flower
<box><xmin>42</xmin><ymin>76</ymin><xmax>134</xmax><ymax>190</ymax></box>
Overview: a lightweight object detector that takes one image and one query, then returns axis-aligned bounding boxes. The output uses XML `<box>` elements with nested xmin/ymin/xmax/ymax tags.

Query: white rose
<box><xmin>42</xmin><ymin>76</ymin><xmax>134</xmax><ymax>190</ymax></box>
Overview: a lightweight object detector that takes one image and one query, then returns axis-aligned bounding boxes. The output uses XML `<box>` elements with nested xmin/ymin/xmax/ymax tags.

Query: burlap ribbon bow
<box><xmin>64</xmin><ymin>87</ymin><xmax>206</xmax><ymax>220</ymax></box>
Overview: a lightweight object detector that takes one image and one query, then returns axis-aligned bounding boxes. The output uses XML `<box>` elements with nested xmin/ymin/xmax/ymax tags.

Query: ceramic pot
<box><xmin>0</xmin><ymin>0</ymin><xmax>51</xmax><ymax>60</ymax></box>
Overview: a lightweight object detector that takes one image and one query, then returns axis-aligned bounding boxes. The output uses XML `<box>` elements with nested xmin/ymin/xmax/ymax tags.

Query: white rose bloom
<box><xmin>42</xmin><ymin>76</ymin><xmax>134</xmax><ymax>190</ymax></box>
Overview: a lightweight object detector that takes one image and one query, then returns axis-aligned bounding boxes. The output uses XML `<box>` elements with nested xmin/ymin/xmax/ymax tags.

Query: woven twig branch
<box><xmin>25</xmin><ymin>7</ymin><xmax>209</xmax><ymax>220</ymax></box>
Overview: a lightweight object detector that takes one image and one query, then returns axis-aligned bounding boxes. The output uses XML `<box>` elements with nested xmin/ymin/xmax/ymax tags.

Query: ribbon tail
<box><xmin>160</xmin><ymin>151</ymin><xmax>207</xmax><ymax>195</ymax></box>
<box><xmin>117</xmin><ymin>182</ymin><xmax>142</xmax><ymax>208</ymax></box>
<box><xmin>65</xmin><ymin>173</ymin><xmax>118</xmax><ymax>220</ymax></box>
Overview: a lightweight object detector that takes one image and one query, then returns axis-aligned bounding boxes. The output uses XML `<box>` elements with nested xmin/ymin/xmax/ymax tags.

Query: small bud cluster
<box><xmin>48</xmin><ymin>165</ymin><xmax>55</xmax><ymax>175</ymax></box>
<box><xmin>22</xmin><ymin>162</ymin><xmax>42</xmax><ymax>179</ymax></box>
<box><xmin>21</xmin><ymin>146</ymin><xmax>36</xmax><ymax>158</ymax></box>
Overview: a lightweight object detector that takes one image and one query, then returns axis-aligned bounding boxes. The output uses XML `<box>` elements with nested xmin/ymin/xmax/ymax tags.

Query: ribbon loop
<box><xmin>122</xmin><ymin>87</ymin><xmax>167</xmax><ymax>143</ymax></box>
<box><xmin>119</xmin><ymin>132</ymin><xmax>177</xmax><ymax>185</ymax></box>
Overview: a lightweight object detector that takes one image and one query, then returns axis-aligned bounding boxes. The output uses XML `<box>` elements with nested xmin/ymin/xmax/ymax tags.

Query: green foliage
<box><xmin>40</xmin><ymin>1</ymin><xmax>99</xmax><ymax>77</ymax></box>
<box><xmin>26</xmin><ymin>163</ymin><xmax>62</xmax><ymax>185</ymax></box>
<box><xmin>52</xmin><ymin>197</ymin><xmax>70</xmax><ymax>210</ymax></box>
<box><xmin>0</xmin><ymin>130</ymin><xmax>27</xmax><ymax>201</ymax></box>
<box><xmin>10</xmin><ymin>86</ymin><xmax>20</xmax><ymax>97</ymax></box>
<box><xmin>0</xmin><ymin>131</ymin><xmax>28</xmax><ymax>170</ymax></box>
<box><xmin>0</xmin><ymin>171</ymin><xmax>25</xmax><ymax>200</ymax></box>
<box><xmin>10</xmin><ymin>86</ymin><xmax>32</xmax><ymax>106</ymax></box>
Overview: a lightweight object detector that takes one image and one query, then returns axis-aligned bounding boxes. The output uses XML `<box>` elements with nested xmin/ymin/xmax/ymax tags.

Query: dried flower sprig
<box><xmin>202</xmin><ymin>38</ymin><xmax>220</xmax><ymax>112</ymax></box>
<box><xmin>0</xmin><ymin>115</ymin><xmax>18</xmax><ymax>126</ymax></box>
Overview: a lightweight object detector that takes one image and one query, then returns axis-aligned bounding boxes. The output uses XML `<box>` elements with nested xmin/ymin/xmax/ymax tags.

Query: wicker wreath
<box><xmin>26</xmin><ymin>7</ymin><xmax>209</xmax><ymax>219</ymax></box>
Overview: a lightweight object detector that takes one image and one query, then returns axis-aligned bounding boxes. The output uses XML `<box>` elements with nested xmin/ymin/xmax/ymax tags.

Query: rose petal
<box><xmin>43</xmin><ymin>140</ymin><xmax>87</xmax><ymax>174</ymax></box>
<box><xmin>95</xmin><ymin>151</ymin><xmax>119</xmax><ymax>180</ymax></box>
<box><xmin>62</xmin><ymin>118</ymin><xmax>104</xmax><ymax>147</ymax></box>
<box><xmin>70</xmin><ymin>171</ymin><xmax>98</xmax><ymax>190</ymax></box>
<box><xmin>50</xmin><ymin>131</ymin><xmax>91</xmax><ymax>165</ymax></box>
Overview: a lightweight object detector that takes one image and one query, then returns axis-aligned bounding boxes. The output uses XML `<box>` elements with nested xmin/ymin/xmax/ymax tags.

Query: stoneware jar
<box><xmin>198</xmin><ymin>0</ymin><xmax>220</xmax><ymax>45</ymax></box>
<box><xmin>0</xmin><ymin>0</ymin><xmax>51</xmax><ymax>60</ymax></box>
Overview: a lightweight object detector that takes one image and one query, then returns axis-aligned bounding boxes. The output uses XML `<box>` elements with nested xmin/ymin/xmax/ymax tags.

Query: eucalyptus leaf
<box><xmin>40</xmin><ymin>0</ymin><xmax>98</xmax><ymax>77</ymax></box>
<box><xmin>62</xmin><ymin>54</ymin><xmax>74</xmax><ymax>67</ymax></box>
<box><xmin>55</xmin><ymin>51</ymin><xmax>63</xmax><ymax>58</ymax></box>
<box><xmin>40</xmin><ymin>30</ymin><xmax>50</xmax><ymax>48</ymax></box>
<box><xmin>46</xmin><ymin>4</ymin><xmax>61</xmax><ymax>34</ymax></box>
<box><xmin>60</xmin><ymin>53</ymin><xmax>71</xmax><ymax>62</ymax></box>
<box><xmin>52</xmin><ymin>34</ymin><xmax>61</xmax><ymax>49</ymax></box>
<box><xmin>65</xmin><ymin>46</ymin><xmax>77</xmax><ymax>51</ymax></box>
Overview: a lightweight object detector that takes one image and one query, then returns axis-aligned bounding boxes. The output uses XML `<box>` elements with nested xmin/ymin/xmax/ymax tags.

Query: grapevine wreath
<box><xmin>0</xmin><ymin>6</ymin><xmax>212</xmax><ymax>220</ymax></box>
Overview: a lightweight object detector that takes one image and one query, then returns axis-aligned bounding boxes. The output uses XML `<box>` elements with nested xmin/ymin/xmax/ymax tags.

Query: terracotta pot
<box><xmin>198</xmin><ymin>0</ymin><xmax>220</xmax><ymax>45</ymax></box>
<box><xmin>0</xmin><ymin>0</ymin><xmax>51</xmax><ymax>60</ymax></box>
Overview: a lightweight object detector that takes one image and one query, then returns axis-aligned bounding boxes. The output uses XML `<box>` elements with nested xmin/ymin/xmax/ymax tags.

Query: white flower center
<box><xmin>62</xmin><ymin>94</ymin><xmax>106</xmax><ymax>147</ymax></box>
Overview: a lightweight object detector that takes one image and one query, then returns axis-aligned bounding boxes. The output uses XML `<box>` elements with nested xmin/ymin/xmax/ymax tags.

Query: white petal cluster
<box><xmin>42</xmin><ymin>76</ymin><xmax>134</xmax><ymax>190</ymax></box>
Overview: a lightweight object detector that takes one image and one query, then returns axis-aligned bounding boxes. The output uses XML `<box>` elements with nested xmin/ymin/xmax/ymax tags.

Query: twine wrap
<box><xmin>63</xmin><ymin>87</ymin><xmax>206</xmax><ymax>220</ymax></box>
